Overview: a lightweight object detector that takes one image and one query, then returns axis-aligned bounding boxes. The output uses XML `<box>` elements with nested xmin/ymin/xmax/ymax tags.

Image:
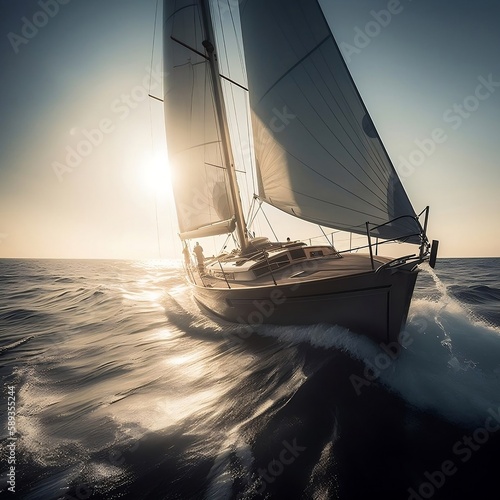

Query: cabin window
<box><xmin>273</xmin><ymin>254</ymin><xmax>290</xmax><ymax>265</ymax></box>
<box><xmin>289</xmin><ymin>248</ymin><xmax>306</xmax><ymax>260</ymax></box>
<box><xmin>251</xmin><ymin>254</ymin><xmax>290</xmax><ymax>277</ymax></box>
<box><xmin>310</xmin><ymin>250</ymin><xmax>324</xmax><ymax>258</ymax></box>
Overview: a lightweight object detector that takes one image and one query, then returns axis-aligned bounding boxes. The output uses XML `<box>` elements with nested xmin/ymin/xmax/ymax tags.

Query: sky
<box><xmin>0</xmin><ymin>0</ymin><xmax>499</xmax><ymax>259</ymax></box>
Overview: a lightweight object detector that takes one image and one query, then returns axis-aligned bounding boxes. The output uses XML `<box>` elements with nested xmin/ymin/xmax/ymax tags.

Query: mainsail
<box><xmin>239</xmin><ymin>0</ymin><xmax>421</xmax><ymax>243</ymax></box>
<box><xmin>163</xmin><ymin>0</ymin><xmax>235</xmax><ymax>240</ymax></box>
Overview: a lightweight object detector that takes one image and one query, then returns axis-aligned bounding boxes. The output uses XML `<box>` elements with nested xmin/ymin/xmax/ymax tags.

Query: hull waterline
<box><xmin>191</xmin><ymin>266</ymin><xmax>419</xmax><ymax>345</ymax></box>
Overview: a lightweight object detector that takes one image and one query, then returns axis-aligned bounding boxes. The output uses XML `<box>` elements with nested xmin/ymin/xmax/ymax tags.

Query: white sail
<box><xmin>163</xmin><ymin>0</ymin><xmax>235</xmax><ymax>239</ymax></box>
<box><xmin>239</xmin><ymin>0</ymin><xmax>421</xmax><ymax>243</ymax></box>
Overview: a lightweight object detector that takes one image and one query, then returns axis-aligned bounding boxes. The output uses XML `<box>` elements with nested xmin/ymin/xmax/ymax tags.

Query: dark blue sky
<box><xmin>0</xmin><ymin>0</ymin><xmax>499</xmax><ymax>258</ymax></box>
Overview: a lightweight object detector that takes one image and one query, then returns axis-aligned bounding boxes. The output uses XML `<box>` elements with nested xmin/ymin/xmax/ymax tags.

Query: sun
<box><xmin>143</xmin><ymin>149</ymin><xmax>174</xmax><ymax>198</ymax></box>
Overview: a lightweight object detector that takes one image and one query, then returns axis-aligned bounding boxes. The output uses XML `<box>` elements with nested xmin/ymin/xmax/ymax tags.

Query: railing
<box><xmin>187</xmin><ymin>209</ymin><xmax>431</xmax><ymax>288</ymax></box>
<box><xmin>218</xmin><ymin>259</ymin><xmax>231</xmax><ymax>289</ymax></box>
<box><xmin>374</xmin><ymin>254</ymin><xmax>417</xmax><ymax>273</ymax></box>
<box><xmin>364</xmin><ymin>209</ymin><xmax>430</xmax><ymax>270</ymax></box>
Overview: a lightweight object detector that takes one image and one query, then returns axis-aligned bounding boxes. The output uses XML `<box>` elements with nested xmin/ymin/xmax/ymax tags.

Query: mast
<box><xmin>200</xmin><ymin>0</ymin><xmax>249</xmax><ymax>252</ymax></box>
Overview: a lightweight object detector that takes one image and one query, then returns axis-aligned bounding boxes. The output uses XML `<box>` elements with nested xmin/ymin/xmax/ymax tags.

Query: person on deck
<box><xmin>182</xmin><ymin>244</ymin><xmax>191</xmax><ymax>267</ymax></box>
<box><xmin>193</xmin><ymin>242</ymin><xmax>205</xmax><ymax>271</ymax></box>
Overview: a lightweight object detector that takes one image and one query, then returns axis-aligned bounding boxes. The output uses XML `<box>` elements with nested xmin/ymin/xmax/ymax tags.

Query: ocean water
<box><xmin>1</xmin><ymin>257</ymin><xmax>499</xmax><ymax>500</ymax></box>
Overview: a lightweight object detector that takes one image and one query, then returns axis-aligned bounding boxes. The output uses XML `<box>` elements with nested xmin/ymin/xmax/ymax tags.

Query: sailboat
<box><xmin>162</xmin><ymin>0</ymin><xmax>438</xmax><ymax>344</ymax></box>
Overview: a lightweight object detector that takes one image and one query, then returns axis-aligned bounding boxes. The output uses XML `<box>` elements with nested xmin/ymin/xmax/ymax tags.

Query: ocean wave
<box><xmin>0</xmin><ymin>335</ymin><xmax>34</xmax><ymax>354</ymax></box>
<box><xmin>2</xmin><ymin>258</ymin><xmax>500</xmax><ymax>499</ymax></box>
<box><xmin>448</xmin><ymin>284</ymin><xmax>500</xmax><ymax>304</ymax></box>
<box><xmin>0</xmin><ymin>308</ymin><xmax>54</xmax><ymax>323</ymax></box>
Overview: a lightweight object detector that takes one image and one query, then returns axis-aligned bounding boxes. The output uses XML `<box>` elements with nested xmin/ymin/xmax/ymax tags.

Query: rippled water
<box><xmin>1</xmin><ymin>258</ymin><xmax>500</xmax><ymax>499</ymax></box>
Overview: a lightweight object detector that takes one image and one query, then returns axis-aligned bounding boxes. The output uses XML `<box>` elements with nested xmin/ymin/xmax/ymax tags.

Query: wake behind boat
<box><xmin>162</xmin><ymin>0</ymin><xmax>438</xmax><ymax>344</ymax></box>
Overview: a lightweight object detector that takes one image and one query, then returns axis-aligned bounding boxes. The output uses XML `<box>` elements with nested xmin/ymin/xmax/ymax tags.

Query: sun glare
<box><xmin>143</xmin><ymin>150</ymin><xmax>173</xmax><ymax>197</ymax></box>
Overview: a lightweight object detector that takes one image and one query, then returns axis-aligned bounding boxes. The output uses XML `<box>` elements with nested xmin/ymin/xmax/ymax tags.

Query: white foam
<box><xmin>258</xmin><ymin>291</ymin><xmax>500</xmax><ymax>428</ymax></box>
<box><xmin>383</xmin><ymin>299</ymin><xmax>500</xmax><ymax>425</ymax></box>
<box><xmin>205</xmin><ymin>437</ymin><xmax>255</xmax><ymax>500</ymax></box>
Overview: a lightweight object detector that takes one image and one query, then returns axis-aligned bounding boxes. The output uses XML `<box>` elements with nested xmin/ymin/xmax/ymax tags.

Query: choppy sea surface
<box><xmin>1</xmin><ymin>257</ymin><xmax>500</xmax><ymax>500</ymax></box>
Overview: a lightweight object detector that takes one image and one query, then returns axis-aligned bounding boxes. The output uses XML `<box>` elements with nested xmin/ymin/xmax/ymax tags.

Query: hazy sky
<box><xmin>0</xmin><ymin>0</ymin><xmax>499</xmax><ymax>259</ymax></box>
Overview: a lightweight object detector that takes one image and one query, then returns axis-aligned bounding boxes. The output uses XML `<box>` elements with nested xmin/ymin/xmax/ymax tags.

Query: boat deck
<box><xmin>190</xmin><ymin>253</ymin><xmax>392</xmax><ymax>290</ymax></box>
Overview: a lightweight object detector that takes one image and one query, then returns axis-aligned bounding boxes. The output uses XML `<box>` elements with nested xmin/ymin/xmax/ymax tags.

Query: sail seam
<box><xmin>289</xmin><ymin>72</ymin><xmax>389</xmax><ymax>207</ymax></box>
<box><xmin>311</xmin><ymin>46</ymin><xmax>390</xmax><ymax>193</ymax></box>
<box><xmin>257</xmin><ymin>35</ymin><xmax>330</xmax><ymax>105</ymax></box>
<box><xmin>264</xmin><ymin>1</ymin><xmax>391</xmax><ymax>206</ymax></box>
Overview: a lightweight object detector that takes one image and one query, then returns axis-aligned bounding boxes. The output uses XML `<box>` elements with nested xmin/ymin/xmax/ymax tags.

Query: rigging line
<box><xmin>262</xmin><ymin>4</ymin><xmax>389</xmax><ymax>202</ymax></box>
<box><xmin>248</xmin><ymin>198</ymin><xmax>272</xmax><ymax>238</ymax></box>
<box><xmin>247</xmin><ymin>198</ymin><xmax>263</xmax><ymax>229</ymax></box>
<box><xmin>231</xmin><ymin>231</ymin><xmax>238</xmax><ymax>249</ymax></box>
<box><xmin>216</xmin><ymin>0</ymin><xmax>248</xmax><ymax>216</ymax></box>
<box><xmin>319</xmin><ymin>225</ymin><xmax>333</xmax><ymax>248</ymax></box>
<box><xmin>225</xmin><ymin>0</ymin><xmax>256</xmax><ymax>208</ymax></box>
<box><xmin>215</xmin><ymin>1</ymin><xmax>247</xmax><ymax>90</ymax></box>
<box><xmin>229</xmin><ymin>0</ymin><xmax>248</xmax><ymax>83</ymax></box>
<box><xmin>149</xmin><ymin>0</ymin><xmax>160</xmax><ymax>94</ymax></box>
<box><xmin>308</xmin><ymin>43</ymin><xmax>389</xmax><ymax>181</ymax></box>
<box><xmin>219</xmin><ymin>233</ymin><xmax>231</xmax><ymax>254</ymax></box>
<box><xmin>310</xmin><ymin>1</ymin><xmax>391</xmax><ymax>180</ymax></box>
<box><xmin>149</xmin><ymin>0</ymin><xmax>161</xmax><ymax>258</ymax></box>
<box><xmin>260</xmin><ymin>204</ymin><xmax>278</xmax><ymax>242</ymax></box>
<box><xmin>170</xmin><ymin>36</ymin><xmax>209</xmax><ymax>60</ymax></box>
<box><xmin>220</xmin><ymin>74</ymin><xmax>248</xmax><ymax>91</ymax></box>
<box><xmin>181</xmin><ymin>140</ymin><xmax>221</xmax><ymax>153</ymax></box>
<box><xmin>246</xmin><ymin>195</ymin><xmax>257</xmax><ymax>223</ymax></box>
<box><xmin>226</xmin><ymin>80</ymin><xmax>245</xmax><ymax>170</ymax></box>
<box><xmin>215</xmin><ymin>0</ymin><xmax>247</xmax><ymax>198</ymax></box>
<box><xmin>255</xmin><ymin>3</ymin><xmax>327</xmax><ymax>104</ymax></box>
<box><xmin>202</xmin><ymin>61</ymin><xmax>213</xmax><ymax>222</ymax></box>
<box><xmin>205</xmin><ymin>161</ymin><xmax>245</xmax><ymax>174</ymax></box>
<box><xmin>228</xmin><ymin>80</ymin><xmax>247</xmax><ymax>182</ymax></box>
<box><xmin>333</xmin><ymin>87</ymin><xmax>396</xmax><ymax>187</ymax></box>
<box><xmin>325</xmin><ymin>51</ymin><xmax>407</xmax><ymax>202</ymax></box>
<box><xmin>295</xmin><ymin>0</ymin><xmax>389</xmax><ymax>182</ymax></box>
<box><xmin>307</xmin><ymin>227</ymin><xmax>343</xmax><ymax>244</ymax></box>
<box><xmin>258</xmin><ymin>40</ymin><xmax>331</xmax><ymax>106</ymax></box>
<box><xmin>289</xmin><ymin>72</ymin><xmax>389</xmax><ymax>205</ymax></box>
<box><xmin>206</xmin><ymin>9</ymin><xmax>243</xmax><ymax>230</ymax></box>
<box><xmin>206</xmin><ymin>54</ymin><xmax>233</xmax><ymax>220</ymax></box>
<box><xmin>279</xmin><ymin>171</ymin><xmax>388</xmax><ymax>221</ymax></box>
<box><xmin>150</xmin><ymin>103</ymin><xmax>161</xmax><ymax>259</ymax></box>
<box><xmin>301</xmin><ymin>52</ymin><xmax>390</xmax><ymax>195</ymax></box>
<box><xmin>148</xmin><ymin>94</ymin><xmax>163</xmax><ymax>103</ymax></box>
<box><xmin>216</xmin><ymin>0</ymin><xmax>232</xmax><ymax>80</ymax></box>
<box><xmin>283</xmin><ymin>112</ymin><xmax>390</xmax><ymax>214</ymax></box>
<box><xmin>221</xmin><ymin>13</ymin><xmax>255</xmax><ymax>217</ymax></box>
<box><xmin>273</xmin><ymin>1</ymin><xmax>388</xmax><ymax>199</ymax></box>
<box><xmin>244</xmin><ymin>92</ymin><xmax>257</xmax><ymax>196</ymax></box>
<box><xmin>316</xmin><ymin>51</ymin><xmax>393</xmax><ymax>190</ymax></box>
<box><xmin>284</xmin><ymin>84</ymin><xmax>388</xmax><ymax>208</ymax></box>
